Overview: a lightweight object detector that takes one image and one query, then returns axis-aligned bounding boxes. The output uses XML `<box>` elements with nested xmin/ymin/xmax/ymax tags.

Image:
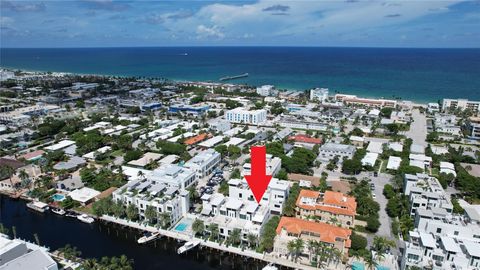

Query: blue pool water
<box><xmin>51</xmin><ymin>194</ymin><xmax>66</xmax><ymax>202</ymax></box>
<box><xmin>175</xmin><ymin>223</ymin><xmax>188</xmax><ymax>232</ymax></box>
<box><xmin>352</xmin><ymin>262</ymin><xmax>365</xmax><ymax>270</ymax></box>
<box><xmin>376</xmin><ymin>266</ymin><xmax>390</xmax><ymax>270</ymax></box>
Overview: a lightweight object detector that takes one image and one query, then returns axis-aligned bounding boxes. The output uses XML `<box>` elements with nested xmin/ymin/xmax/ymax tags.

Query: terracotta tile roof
<box><xmin>276</xmin><ymin>217</ymin><xmax>351</xmax><ymax>245</ymax></box>
<box><xmin>19</xmin><ymin>150</ymin><xmax>45</xmax><ymax>161</ymax></box>
<box><xmin>184</xmin><ymin>133</ymin><xmax>210</xmax><ymax>145</ymax></box>
<box><xmin>288</xmin><ymin>135</ymin><xmax>322</xmax><ymax>144</ymax></box>
<box><xmin>296</xmin><ymin>189</ymin><xmax>357</xmax><ymax>216</ymax></box>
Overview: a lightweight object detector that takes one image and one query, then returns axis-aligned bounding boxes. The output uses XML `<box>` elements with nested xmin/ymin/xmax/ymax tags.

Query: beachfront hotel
<box><xmin>309</xmin><ymin>87</ymin><xmax>329</xmax><ymax>102</ymax></box>
<box><xmin>295</xmin><ymin>190</ymin><xmax>357</xmax><ymax>228</ymax></box>
<box><xmin>442</xmin><ymin>98</ymin><xmax>480</xmax><ymax>113</ymax></box>
<box><xmin>225</xmin><ymin>108</ymin><xmax>267</xmax><ymax>124</ymax></box>
<box><xmin>335</xmin><ymin>94</ymin><xmax>397</xmax><ymax>108</ymax></box>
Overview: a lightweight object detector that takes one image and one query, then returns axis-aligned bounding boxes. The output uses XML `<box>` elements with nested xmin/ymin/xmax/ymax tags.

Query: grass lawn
<box><xmin>111</xmin><ymin>149</ymin><xmax>124</xmax><ymax>157</ymax></box>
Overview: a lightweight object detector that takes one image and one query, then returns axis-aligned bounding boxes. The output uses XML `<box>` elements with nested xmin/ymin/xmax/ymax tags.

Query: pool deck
<box><xmin>100</xmin><ymin>215</ymin><xmax>335</xmax><ymax>270</ymax></box>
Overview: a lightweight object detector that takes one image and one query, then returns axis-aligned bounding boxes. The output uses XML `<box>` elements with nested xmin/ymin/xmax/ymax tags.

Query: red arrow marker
<box><xmin>244</xmin><ymin>146</ymin><xmax>272</xmax><ymax>204</ymax></box>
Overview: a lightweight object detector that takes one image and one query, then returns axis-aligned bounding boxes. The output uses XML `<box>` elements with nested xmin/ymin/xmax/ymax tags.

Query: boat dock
<box><xmin>100</xmin><ymin>215</ymin><xmax>326</xmax><ymax>270</ymax></box>
<box><xmin>219</xmin><ymin>73</ymin><xmax>248</xmax><ymax>81</ymax></box>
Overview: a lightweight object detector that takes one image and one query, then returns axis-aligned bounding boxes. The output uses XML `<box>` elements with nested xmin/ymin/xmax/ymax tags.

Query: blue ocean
<box><xmin>1</xmin><ymin>47</ymin><xmax>479</xmax><ymax>102</ymax></box>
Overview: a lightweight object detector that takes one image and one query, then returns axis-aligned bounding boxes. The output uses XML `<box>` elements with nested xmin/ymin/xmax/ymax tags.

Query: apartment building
<box><xmin>274</xmin><ymin>217</ymin><xmax>352</xmax><ymax>258</ymax></box>
<box><xmin>112</xmin><ymin>177</ymin><xmax>190</xmax><ymax>226</ymax></box>
<box><xmin>225</xmin><ymin>108</ymin><xmax>267</xmax><ymax>124</ymax></box>
<box><xmin>199</xmin><ymin>178</ymin><xmax>290</xmax><ymax>240</ymax></box>
<box><xmin>149</xmin><ymin>164</ymin><xmax>197</xmax><ymax>190</ymax></box>
<box><xmin>434</xmin><ymin>113</ymin><xmax>461</xmax><ymax>136</ymax></box>
<box><xmin>318</xmin><ymin>143</ymin><xmax>356</xmax><ymax>161</ymax></box>
<box><xmin>183</xmin><ymin>149</ymin><xmax>221</xmax><ymax>179</ymax></box>
<box><xmin>466</xmin><ymin>117</ymin><xmax>480</xmax><ymax>140</ymax></box>
<box><xmin>310</xmin><ymin>88</ymin><xmax>329</xmax><ymax>102</ymax></box>
<box><xmin>402</xmin><ymin>212</ymin><xmax>480</xmax><ymax>270</ymax></box>
<box><xmin>256</xmin><ymin>85</ymin><xmax>275</xmax><ymax>96</ymax></box>
<box><xmin>403</xmin><ymin>173</ymin><xmax>453</xmax><ymax>217</ymax></box>
<box><xmin>442</xmin><ymin>99</ymin><xmax>480</xmax><ymax>112</ymax></box>
<box><xmin>242</xmin><ymin>154</ymin><xmax>282</xmax><ymax>177</ymax></box>
<box><xmin>296</xmin><ymin>190</ymin><xmax>357</xmax><ymax>228</ymax></box>
<box><xmin>335</xmin><ymin>94</ymin><xmax>397</xmax><ymax>108</ymax></box>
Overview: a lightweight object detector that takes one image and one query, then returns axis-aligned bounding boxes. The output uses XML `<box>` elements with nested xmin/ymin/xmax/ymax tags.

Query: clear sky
<box><xmin>1</xmin><ymin>0</ymin><xmax>479</xmax><ymax>48</ymax></box>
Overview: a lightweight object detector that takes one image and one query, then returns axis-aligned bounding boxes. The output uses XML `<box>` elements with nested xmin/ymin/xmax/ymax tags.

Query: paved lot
<box><xmin>404</xmin><ymin>109</ymin><xmax>427</xmax><ymax>147</ymax></box>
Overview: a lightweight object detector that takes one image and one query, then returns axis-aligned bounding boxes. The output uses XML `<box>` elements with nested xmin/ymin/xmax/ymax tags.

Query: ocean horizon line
<box><xmin>2</xmin><ymin>45</ymin><xmax>480</xmax><ymax>50</ymax></box>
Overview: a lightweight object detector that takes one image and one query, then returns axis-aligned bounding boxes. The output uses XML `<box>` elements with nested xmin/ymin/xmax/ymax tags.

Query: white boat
<box><xmin>51</xmin><ymin>208</ymin><xmax>66</xmax><ymax>216</ymax></box>
<box><xmin>26</xmin><ymin>201</ymin><xmax>49</xmax><ymax>213</ymax></box>
<box><xmin>262</xmin><ymin>263</ymin><xmax>278</xmax><ymax>270</ymax></box>
<box><xmin>137</xmin><ymin>232</ymin><xmax>160</xmax><ymax>244</ymax></box>
<box><xmin>77</xmin><ymin>214</ymin><xmax>94</xmax><ymax>224</ymax></box>
<box><xmin>177</xmin><ymin>240</ymin><xmax>200</xmax><ymax>254</ymax></box>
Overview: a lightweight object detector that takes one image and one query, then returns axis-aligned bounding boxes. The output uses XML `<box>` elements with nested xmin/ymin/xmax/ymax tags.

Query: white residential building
<box><xmin>184</xmin><ymin>149</ymin><xmax>221</xmax><ymax>179</ymax></box>
<box><xmin>402</xmin><ymin>211</ymin><xmax>480</xmax><ymax>270</ymax></box>
<box><xmin>387</xmin><ymin>156</ymin><xmax>402</xmax><ymax>171</ymax></box>
<box><xmin>0</xmin><ymin>234</ymin><xmax>58</xmax><ymax>270</ymax></box>
<box><xmin>256</xmin><ymin>85</ymin><xmax>275</xmax><ymax>96</ymax></box>
<box><xmin>199</xmin><ymin>177</ymin><xmax>290</xmax><ymax>240</ymax></box>
<box><xmin>242</xmin><ymin>154</ymin><xmax>282</xmax><ymax>177</ymax></box>
<box><xmin>149</xmin><ymin>164</ymin><xmax>197</xmax><ymax>190</ymax></box>
<box><xmin>362</xmin><ymin>152</ymin><xmax>378</xmax><ymax>167</ymax></box>
<box><xmin>466</xmin><ymin>117</ymin><xmax>480</xmax><ymax>140</ymax></box>
<box><xmin>318</xmin><ymin>143</ymin><xmax>356</xmax><ymax>161</ymax></box>
<box><xmin>443</xmin><ymin>98</ymin><xmax>480</xmax><ymax>112</ymax></box>
<box><xmin>403</xmin><ymin>173</ymin><xmax>453</xmax><ymax>217</ymax></box>
<box><xmin>112</xmin><ymin>180</ymin><xmax>190</xmax><ymax>226</ymax></box>
<box><xmin>439</xmin><ymin>162</ymin><xmax>456</xmax><ymax>177</ymax></box>
<box><xmin>225</xmin><ymin>108</ymin><xmax>267</xmax><ymax>125</ymax></box>
<box><xmin>309</xmin><ymin>88</ymin><xmax>329</xmax><ymax>102</ymax></box>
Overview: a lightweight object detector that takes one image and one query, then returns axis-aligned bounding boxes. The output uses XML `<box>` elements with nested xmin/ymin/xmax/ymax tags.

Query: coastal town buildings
<box><xmin>466</xmin><ymin>117</ymin><xmax>480</xmax><ymax>140</ymax></box>
<box><xmin>318</xmin><ymin>143</ymin><xmax>356</xmax><ymax>161</ymax></box>
<box><xmin>256</xmin><ymin>85</ymin><xmax>276</xmax><ymax>96</ymax></box>
<box><xmin>0</xmin><ymin>234</ymin><xmax>58</xmax><ymax>270</ymax></box>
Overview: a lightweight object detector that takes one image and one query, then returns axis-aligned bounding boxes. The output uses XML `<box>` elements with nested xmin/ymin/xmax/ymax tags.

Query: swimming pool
<box><xmin>352</xmin><ymin>262</ymin><xmax>365</xmax><ymax>270</ymax></box>
<box><xmin>51</xmin><ymin>194</ymin><xmax>66</xmax><ymax>202</ymax></box>
<box><xmin>175</xmin><ymin>223</ymin><xmax>188</xmax><ymax>232</ymax></box>
<box><xmin>376</xmin><ymin>266</ymin><xmax>390</xmax><ymax>270</ymax></box>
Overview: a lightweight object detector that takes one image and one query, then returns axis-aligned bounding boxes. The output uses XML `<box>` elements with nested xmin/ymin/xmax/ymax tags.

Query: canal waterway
<box><xmin>0</xmin><ymin>195</ymin><xmax>273</xmax><ymax>270</ymax></box>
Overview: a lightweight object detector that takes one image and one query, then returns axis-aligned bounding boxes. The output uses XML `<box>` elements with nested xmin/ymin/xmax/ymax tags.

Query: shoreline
<box><xmin>1</xmin><ymin>65</ymin><xmax>434</xmax><ymax>104</ymax></box>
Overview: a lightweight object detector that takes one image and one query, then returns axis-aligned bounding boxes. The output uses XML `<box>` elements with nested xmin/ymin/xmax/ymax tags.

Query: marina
<box><xmin>0</xmin><ymin>195</ymin><xmax>284</xmax><ymax>270</ymax></box>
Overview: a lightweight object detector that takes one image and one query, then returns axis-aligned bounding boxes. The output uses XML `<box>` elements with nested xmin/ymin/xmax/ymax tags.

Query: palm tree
<box><xmin>137</xmin><ymin>171</ymin><xmax>145</xmax><ymax>180</ymax></box>
<box><xmin>228</xmin><ymin>228</ymin><xmax>241</xmax><ymax>246</ymax></box>
<box><xmin>144</xmin><ymin>205</ymin><xmax>157</xmax><ymax>225</ymax></box>
<box><xmin>287</xmin><ymin>238</ymin><xmax>304</xmax><ymax>263</ymax></box>
<box><xmin>306</xmin><ymin>240</ymin><xmax>316</xmax><ymax>263</ymax></box>
<box><xmin>191</xmin><ymin>219</ymin><xmax>205</xmax><ymax>237</ymax></box>
<box><xmin>0</xmin><ymin>165</ymin><xmax>16</xmax><ymax>190</ymax></box>
<box><xmin>209</xmin><ymin>223</ymin><xmax>219</xmax><ymax>241</ymax></box>
<box><xmin>363</xmin><ymin>252</ymin><xmax>377</xmax><ymax>270</ymax></box>
<box><xmin>246</xmin><ymin>233</ymin><xmax>257</xmax><ymax>249</ymax></box>
<box><xmin>18</xmin><ymin>169</ymin><xmax>30</xmax><ymax>189</ymax></box>
<box><xmin>159</xmin><ymin>212</ymin><xmax>171</xmax><ymax>229</ymax></box>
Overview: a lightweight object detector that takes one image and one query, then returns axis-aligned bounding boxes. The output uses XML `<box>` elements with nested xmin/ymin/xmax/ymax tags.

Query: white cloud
<box><xmin>196</xmin><ymin>24</ymin><xmax>225</xmax><ymax>39</ymax></box>
<box><xmin>0</xmin><ymin>16</ymin><xmax>14</xmax><ymax>26</ymax></box>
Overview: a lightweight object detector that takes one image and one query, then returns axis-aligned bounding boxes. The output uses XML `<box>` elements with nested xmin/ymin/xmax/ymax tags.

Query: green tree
<box><xmin>192</xmin><ymin>219</ymin><xmax>205</xmax><ymax>237</ymax></box>
<box><xmin>126</xmin><ymin>204</ymin><xmax>138</xmax><ymax>221</ymax></box>
<box><xmin>228</xmin><ymin>228</ymin><xmax>242</xmax><ymax>246</ymax></box>
<box><xmin>144</xmin><ymin>205</ymin><xmax>157</xmax><ymax>224</ymax></box>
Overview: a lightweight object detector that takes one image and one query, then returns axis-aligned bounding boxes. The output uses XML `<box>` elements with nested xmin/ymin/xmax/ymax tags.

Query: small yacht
<box><xmin>137</xmin><ymin>232</ymin><xmax>160</xmax><ymax>244</ymax></box>
<box><xmin>65</xmin><ymin>210</ymin><xmax>78</xmax><ymax>218</ymax></box>
<box><xmin>177</xmin><ymin>241</ymin><xmax>200</xmax><ymax>254</ymax></box>
<box><xmin>77</xmin><ymin>214</ymin><xmax>94</xmax><ymax>224</ymax></box>
<box><xmin>26</xmin><ymin>201</ymin><xmax>49</xmax><ymax>213</ymax></box>
<box><xmin>51</xmin><ymin>208</ymin><xmax>66</xmax><ymax>216</ymax></box>
<box><xmin>262</xmin><ymin>263</ymin><xmax>278</xmax><ymax>270</ymax></box>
